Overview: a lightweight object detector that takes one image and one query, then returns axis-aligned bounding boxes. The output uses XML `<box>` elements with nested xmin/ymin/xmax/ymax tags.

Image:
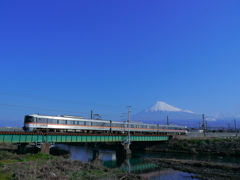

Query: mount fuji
<box><xmin>131</xmin><ymin>101</ymin><xmax>201</xmax><ymax>127</ymax></box>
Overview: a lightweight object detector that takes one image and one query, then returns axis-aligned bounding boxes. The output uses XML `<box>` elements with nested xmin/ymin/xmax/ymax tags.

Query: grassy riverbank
<box><xmin>0</xmin><ymin>143</ymin><xmax>144</xmax><ymax>180</ymax></box>
<box><xmin>143</xmin><ymin>158</ymin><xmax>240</xmax><ymax>180</ymax></box>
<box><xmin>146</xmin><ymin>138</ymin><xmax>240</xmax><ymax>155</ymax></box>
<box><xmin>143</xmin><ymin>139</ymin><xmax>240</xmax><ymax>179</ymax></box>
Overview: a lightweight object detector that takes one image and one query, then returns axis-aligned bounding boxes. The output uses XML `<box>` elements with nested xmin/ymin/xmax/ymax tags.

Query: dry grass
<box><xmin>0</xmin><ymin>144</ymin><xmax>145</xmax><ymax>180</ymax></box>
<box><xmin>143</xmin><ymin>157</ymin><xmax>240</xmax><ymax>180</ymax></box>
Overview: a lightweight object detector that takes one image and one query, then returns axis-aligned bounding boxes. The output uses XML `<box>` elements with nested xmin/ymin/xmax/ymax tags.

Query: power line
<box><xmin>0</xmin><ymin>89</ymin><xmax>126</xmax><ymax>109</ymax></box>
<box><xmin>0</xmin><ymin>102</ymin><xmax>126</xmax><ymax>120</ymax></box>
<box><xmin>0</xmin><ymin>103</ymin><xmax>86</xmax><ymax>114</ymax></box>
<box><xmin>0</xmin><ymin>89</ymin><xmax>144</xmax><ymax>120</ymax></box>
<box><xmin>0</xmin><ymin>98</ymin><xmax>130</xmax><ymax>118</ymax></box>
<box><xmin>0</xmin><ymin>99</ymin><xmax>88</xmax><ymax>113</ymax></box>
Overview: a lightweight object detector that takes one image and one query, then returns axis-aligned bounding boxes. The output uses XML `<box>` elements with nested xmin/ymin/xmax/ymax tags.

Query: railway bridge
<box><xmin>0</xmin><ymin>131</ymin><xmax>170</xmax><ymax>154</ymax></box>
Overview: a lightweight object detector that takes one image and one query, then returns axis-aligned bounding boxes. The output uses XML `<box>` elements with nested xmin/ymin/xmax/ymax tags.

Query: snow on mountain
<box><xmin>214</xmin><ymin>112</ymin><xmax>225</xmax><ymax>120</ymax></box>
<box><xmin>131</xmin><ymin>101</ymin><xmax>239</xmax><ymax>128</ymax></box>
<box><xmin>145</xmin><ymin>101</ymin><xmax>194</xmax><ymax>113</ymax></box>
<box><xmin>131</xmin><ymin>101</ymin><xmax>201</xmax><ymax>127</ymax></box>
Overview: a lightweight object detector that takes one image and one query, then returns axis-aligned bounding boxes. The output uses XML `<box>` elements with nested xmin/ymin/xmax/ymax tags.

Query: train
<box><xmin>23</xmin><ymin>114</ymin><xmax>187</xmax><ymax>135</ymax></box>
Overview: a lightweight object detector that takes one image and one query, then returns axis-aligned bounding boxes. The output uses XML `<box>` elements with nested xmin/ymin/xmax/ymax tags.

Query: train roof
<box><xmin>27</xmin><ymin>114</ymin><xmax>86</xmax><ymax>119</ymax></box>
<box><xmin>26</xmin><ymin>114</ymin><xmax>187</xmax><ymax>128</ymax></box>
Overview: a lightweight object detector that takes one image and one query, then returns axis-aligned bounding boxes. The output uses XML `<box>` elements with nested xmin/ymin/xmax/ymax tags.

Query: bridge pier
<box><xmin>117</xmin><ymin>141</ymin><xmax>131</xmax><ymax>159</ymax></box>
<box><xmin>123</xmin><ymin>142</ymin><xmax>131</xmax><ymax>156</ymax></box>
<box><xmin>17</xmin><ymin>143</ymin><xmax>27</xmax><ymax>154</ymax></box>
<box><xmin>92</xmin><ymin>143</ymin><xmax>100</xmax><ymax>160</ymax></box>
<box><xmin>40</xmin><ymin>143</ymin><xmax>51</xmax><ymax>154</ymax></box>
<box><xmin>30</xmin><ymin>141</ymin><xmax>54</xmax><ymax>154</ymax></box>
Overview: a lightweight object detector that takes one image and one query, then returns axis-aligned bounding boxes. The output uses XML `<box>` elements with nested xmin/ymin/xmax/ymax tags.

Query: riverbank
<box><xmin>143</xmin><ymin>157</ymin><xmax>240</xmax><ymax>180</ymax></box>
<box><xmin>0</xmin><ymin>143</ymin><xmax>145</xmax><ymax>180</ymax></box>
<box><xmin>146</xmin><ymin>138</ymin><xmax>240</xmax><ymax>155</ymax></box>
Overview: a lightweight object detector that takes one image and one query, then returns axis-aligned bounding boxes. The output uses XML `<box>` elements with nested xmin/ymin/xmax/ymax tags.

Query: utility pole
<box><xmin>127</xmin><ymin>106</ymin><xmax>131</xmax><ymax>145</ymax></box>
<box><xmin>167</xmin><ymin>116</ymin><xmax>169</xmax><ymax>125</ymax></box>
<box><xmin>202</xmin><ymin>114</ymin><xmax>206</xmax><ymax>137</ymax></box>
<box><xmin>234</xmin><ymin>119</ymin><xmax>237</xmax><ymax>138</ymax></box>
<box><xmin>205</xmin><ymin>121</ymin><xmax>208</xmax><ymax>132</ymax></box>
<box><xmin>90</xmin><ymin>110</ymin><xmax>102</xmax><ymax>120</ymax></box>
<box><xmin>90</xmin><ymin>110</ymin><xmax>93</xmax><ymax>119</ymax></box>
<box><xmin>198</xmin><ymin>122</ymin><xmax>201</xmax><ymax>130</ymax></box>
<box><xmin>120</xmin><ymin>106</ymin><xmax>132</xmax><ymax>156</ymax></box>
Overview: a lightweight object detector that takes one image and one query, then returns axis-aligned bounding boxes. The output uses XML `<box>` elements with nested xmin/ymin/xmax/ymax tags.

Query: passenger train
<box><xmin>23</xmin><ymin>114</ymin><xmax>187</xmax><ymax>135</ymax></box>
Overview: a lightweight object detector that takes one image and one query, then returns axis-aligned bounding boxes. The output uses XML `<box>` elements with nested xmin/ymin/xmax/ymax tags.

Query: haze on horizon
<box><xmin>0</xmin><ymin>1</ymin><xmax>240</xmax><ymax>126</ymax></box>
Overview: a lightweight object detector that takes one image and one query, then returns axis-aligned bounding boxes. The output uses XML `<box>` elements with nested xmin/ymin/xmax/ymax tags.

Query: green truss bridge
<box><xmin>0</xmin><ymin>131</ymin><xmax>169</xmax><ymax>143</ymax></box>
<box><xmin>0</xmin><ymin>131</ymin><xmax>170</xmax><ymax>154</ymax></box>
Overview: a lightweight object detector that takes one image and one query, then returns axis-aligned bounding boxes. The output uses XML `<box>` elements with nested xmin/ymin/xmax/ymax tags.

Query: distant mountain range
<box><xmin>131</xmin><ymin>101</ymin><xmax>238</xmax><ymax>129</ymax></box>
<box><xmin>0</xmin><ymin>101</ymin><xmax>238</xmax><ymax>129</ymax></box>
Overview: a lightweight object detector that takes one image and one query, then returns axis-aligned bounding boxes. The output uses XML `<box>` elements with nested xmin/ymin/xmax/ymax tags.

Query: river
<box><xmin>55</xmin><ymin>143</ymin><xmax>240</xmax><ymax>180</ymax></box>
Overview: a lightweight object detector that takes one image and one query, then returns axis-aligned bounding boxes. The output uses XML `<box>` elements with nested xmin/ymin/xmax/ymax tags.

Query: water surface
<box><xmin>56</xmin><ymin>143</ymin><xmax>202</xmax><ymax>179</ymax></box>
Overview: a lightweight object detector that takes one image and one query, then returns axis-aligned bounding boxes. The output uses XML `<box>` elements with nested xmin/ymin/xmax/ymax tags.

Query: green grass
<box><xmin>0</xmin><ymin>151</ymin><xmax>56</xmax><ymax>168</ymax></box>
<box><xmin>24</xmin><ymin>153</ymin><xmax>56</xmax><ymax>162</ymax></box>
<box><xmin>0</xmin><ymin>172</ymin><xmax>14</xmax><ymax>180</ymax></box>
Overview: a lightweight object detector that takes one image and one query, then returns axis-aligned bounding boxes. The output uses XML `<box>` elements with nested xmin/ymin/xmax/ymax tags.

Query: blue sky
<box><xmin>0</xmin><ymin>1</ymin><xmax>240</xmax><ymax>125</ymax></box>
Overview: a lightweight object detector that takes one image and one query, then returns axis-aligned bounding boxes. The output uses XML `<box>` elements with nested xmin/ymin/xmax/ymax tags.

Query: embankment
<box><xmin>0</xmin><ymin>143</ymin><xmax>144</xmax><ymax>180</ymax></box>
<box><xmin>143</xmin><ymin>158</ymin><xmax>240</xmax><ymax>180</ymax></box>
<box><xmin>146</xmin><ymin>139</ymin><xmax>240</xmax><ymax>155</ymax></box>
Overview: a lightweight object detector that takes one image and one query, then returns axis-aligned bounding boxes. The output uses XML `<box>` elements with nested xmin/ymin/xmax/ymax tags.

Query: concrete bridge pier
<box><xmin>92</xmin><ymin>143</ymin><xmax>100</xmax><ymax>160</ymax></box>
<box><xmin>17</xmin><ymin>143</ymin><xmax>28</xmax><ymax>154</ymax></box>
<box><xmin>40</xmin><ymin>143</ymin><xmax>51</xmax><ymax>154</ymax></box>
<box><xmin>123</xmin><ymin>142</ymin><xmax>131</xmax><ymax>156</ymax></box>
<box><xmin>117</xmin><ymin>141</ymin><xmax>131</xmax><ymax>160</ymax></box>
<box><xmin>31</xmin><ymin>141</ymin><xmax>54</xmax><ymax>154</ymax></box>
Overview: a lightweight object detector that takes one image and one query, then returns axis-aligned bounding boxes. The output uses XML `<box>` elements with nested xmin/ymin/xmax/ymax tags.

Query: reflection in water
<box><xmin>58</xmin><ymin>143</ymin><xmax>240</xmax><ymax>179</ymax></box>
<box><xmin>56</xmin><ymin>144</ymin><xmax>116</xmax><ymax>162</ymax></box>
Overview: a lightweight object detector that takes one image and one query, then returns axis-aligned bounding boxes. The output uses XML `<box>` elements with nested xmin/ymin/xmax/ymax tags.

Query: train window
<box><xmin>61</xmin><ymin>120</ymin><xmax>67</xmax><ymax>124</ymax></box>
<box><xmin>24</xmin><ymin>116</ymin><xmax>33</xmax><ymax>123</ymax></box>
<box><xmin>78</xmin><ymin>121</ymin><xmax>84</xmax><ymax>125</ymax></box>
<box><xmin>73</xmin><ymin>121</ymin><xmax>80</xmax><ymax>125</ymax></box>
<box><xmin>112</xmin><ymin>123</ymin><xmax>117</xmax><ymax>127</ymax></box>
<box><xmin>37</xmin><ymin>118</ymin><xmax>47</xmax><ymax>123</ymax></box>
<box><xmin>42</xmin><ymin>118</ymin><xmax>47</xmax><ymax>123</ymax></box>
<box><xmin>85</xmin><ymin>121</ymin><xmax>90</xmax><ymax>126</ymax></box>
<box><xmin>94</xmin><ymin>122</ymin><xmax>102</xmax><ymax>126</ymax></box>
<box><xmin>51</xmin><ymin>119</ymin><xmax>58</xmax><ymax>124</ymax></box>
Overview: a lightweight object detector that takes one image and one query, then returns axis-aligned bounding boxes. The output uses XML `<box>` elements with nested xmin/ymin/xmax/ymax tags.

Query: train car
<box><xmin>23</xmin><ymin>114</ymin><xmax>187</xmax><ymax>135</ymax></box>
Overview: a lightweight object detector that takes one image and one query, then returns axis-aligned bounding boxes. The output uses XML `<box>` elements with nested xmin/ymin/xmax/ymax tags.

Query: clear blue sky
<box><xmin>0</xmin><ymin>1</ymin><xmax>240</xmax><ymax>124</ymax></box>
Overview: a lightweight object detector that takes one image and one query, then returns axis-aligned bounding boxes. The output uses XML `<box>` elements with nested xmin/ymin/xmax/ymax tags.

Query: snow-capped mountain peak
<box><xmin>145</xmin><ymin>101</ymin><xmax>194</xmax><ymax>113</ymax></box>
